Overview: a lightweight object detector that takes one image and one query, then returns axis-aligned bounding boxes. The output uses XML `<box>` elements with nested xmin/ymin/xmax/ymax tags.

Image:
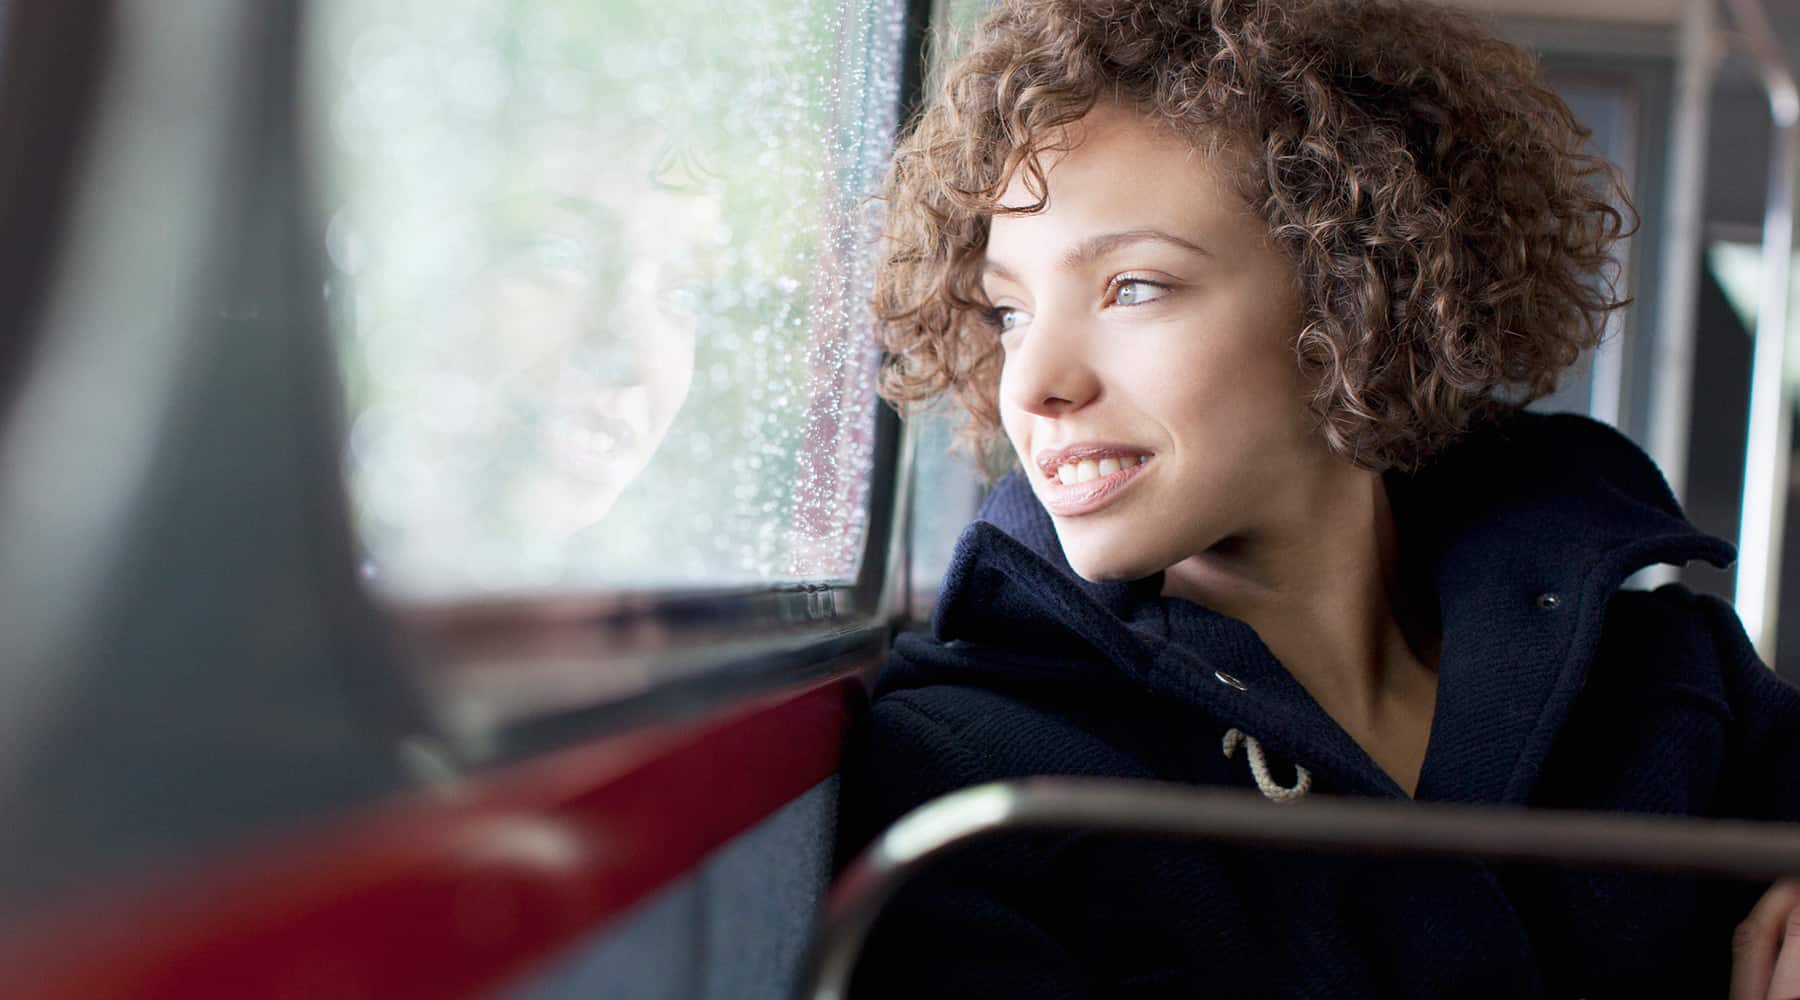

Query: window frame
<box><xmin>353</xmin><ymin>0</ymin><xmax>938</xmax><ymax>769</ymax></box>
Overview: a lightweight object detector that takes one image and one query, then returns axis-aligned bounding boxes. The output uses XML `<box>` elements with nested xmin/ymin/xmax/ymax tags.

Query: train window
<box><xmin>894</xmin><ymin>0</ymin><xmax>1017</xmax><ymax>619</ymax></box>
<box><xmin>302</xmin><ymin>0</ymin><xmax>908</xmax><ymax>600</ymax></box>
<box><xmin>905</xmin><ymin>401</ymin><xmax>988</xmax><ymax>616</ymax></box>
<box><xmin>1529</xmin><ymin>71</ymin><xmax>1641</xmax><ymax>428</ymax></box>
<box><xmin>930</xmin><ymin>0</ymin><xmax>991</xmax><ymax>45</ymax></box>
<box><xmin>1709</xmin><ymin>239</ymin><xmax>1797</xmax><ymax>341</ymax></box>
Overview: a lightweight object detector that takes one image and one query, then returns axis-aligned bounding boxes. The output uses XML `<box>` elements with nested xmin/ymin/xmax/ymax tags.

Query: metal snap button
<box><xmin>1534</xmin><ymin>592</ymin><xmax>1563</xmax><ymax>611</ymax></box>
<box><xmin>1214</xmin><ymin>670</ymin><xmax>1248</xmax><ymax>691</ymax></box>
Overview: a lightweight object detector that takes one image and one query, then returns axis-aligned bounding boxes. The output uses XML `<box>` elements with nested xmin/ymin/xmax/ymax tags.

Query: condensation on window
<box><xmin>303</xmin><ymin>0</ymin><xmax>906</xmax><ymax>598</ymax></box>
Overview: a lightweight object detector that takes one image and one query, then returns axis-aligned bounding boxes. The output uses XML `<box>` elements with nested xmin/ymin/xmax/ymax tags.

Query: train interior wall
<box><xmin>508</xmin><ymin>777</ymin><xmax>837</xmax><ymax>1000</ymax></box>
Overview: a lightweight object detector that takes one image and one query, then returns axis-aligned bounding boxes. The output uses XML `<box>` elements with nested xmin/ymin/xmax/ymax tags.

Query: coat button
<box><xmin>1535</xmin><ymin>592</ymin><xmax>1563</xmax><ymax>611</ymax></box>
<box><xmin>1214</xmin><ymin>670</ymin><xmax>1248</xmax><ymax>691</ymax></box>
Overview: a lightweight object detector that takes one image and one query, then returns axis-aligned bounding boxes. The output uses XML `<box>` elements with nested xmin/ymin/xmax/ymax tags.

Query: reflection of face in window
<box><xmin>319</xmin><ymin>0</ymin><xmax>902</xmax><ymax>594</ymax></box>
<box><xmin>488</xmin><ymin>191</ymin><xmax>704</xmax><ymax>535</ymax></box>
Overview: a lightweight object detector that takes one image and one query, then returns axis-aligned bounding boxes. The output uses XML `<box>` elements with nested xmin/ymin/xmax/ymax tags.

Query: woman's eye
<box><xmin>992</xmin><ymin>306</ymin><xmax>1028</xmax><ymax>332</ymax></box>
<box><xmin>1112</xmin><ymin>278</ymin><xmax>1168</xmax><ymax>307</ymax></box>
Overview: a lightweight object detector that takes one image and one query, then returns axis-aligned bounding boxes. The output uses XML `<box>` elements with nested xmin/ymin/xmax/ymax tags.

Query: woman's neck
<box><xmin>1161</xmin><ymin>467</ymin><xmax>1439</xmax><ymax>738</ymax></box>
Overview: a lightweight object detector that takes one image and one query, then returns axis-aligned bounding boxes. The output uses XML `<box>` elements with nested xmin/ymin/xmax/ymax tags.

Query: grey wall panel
<box><xmin>695</xmin><ymin>775</ymin><xmax>838</xmax><ymax>1000</ymax></box>
<box><xmin>508</xmin><ymin>774</ymin><xmax>838</xmax><ymax>1000</ymax></box>
<box><xmin>508</xmin><ymin>875</ymin><xmax>703</xmax><ymax>1000</ymax></box>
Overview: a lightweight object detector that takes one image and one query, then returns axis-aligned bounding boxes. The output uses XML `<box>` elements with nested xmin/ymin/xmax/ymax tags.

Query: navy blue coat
<box><xmin>843</xmin><ymin>412</ymin><xmax>1800</xmax><ymax>999</ymax></box>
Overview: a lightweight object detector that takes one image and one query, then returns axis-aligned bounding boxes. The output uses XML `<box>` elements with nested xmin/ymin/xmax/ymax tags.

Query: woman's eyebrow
<box><xmin>981</xmin><ymin>228</ymin><xmax>1209</xmax><ymax>285</ymax></box>
<box><xmin>982</xmin><ymin>228</ymin><xmax>1210</xmax><ymax>283</ymax></box>
<box><xmin>979</xmin><ymin>259</ymin><xmax>1020</xmax><ymax>285</ymax></box>
<box><xmin>1060</xmin><ymin>228</ymin><xmax>1210</xmax><ymax>269</ymax></box>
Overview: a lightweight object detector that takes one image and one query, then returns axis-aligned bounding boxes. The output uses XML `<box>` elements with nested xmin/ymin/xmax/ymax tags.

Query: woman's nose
<box><xmin>999</xmin><ymin>315</ymin><xmax>1100</xmax><ymax>419</ymax></box>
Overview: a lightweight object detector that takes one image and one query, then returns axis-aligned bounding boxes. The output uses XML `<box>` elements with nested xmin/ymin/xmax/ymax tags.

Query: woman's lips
<box><xmin>1038</xmin><ymin>457</ymin><xmax>1152</xmax><ymax>517</ymax></box>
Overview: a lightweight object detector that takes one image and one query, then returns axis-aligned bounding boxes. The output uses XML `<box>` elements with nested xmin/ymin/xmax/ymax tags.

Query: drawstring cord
<box><xmin>1222</xmin><ymin>728</ymin><xmax>1312</xmax><ymax>803</ymax></box>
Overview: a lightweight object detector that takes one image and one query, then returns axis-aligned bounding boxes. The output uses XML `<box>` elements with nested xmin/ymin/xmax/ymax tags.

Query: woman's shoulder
<box><xmin>1596</xmin><ymin>583</ymin><xmax>1800</xmax><ymax>749</ymax></box>
<box><xmin>867</xmin><ymin>659</ymin><xmax>1165</xmax><ymax>787</ymax></box>
<box><xmin>876</xmin><ymin>626</ymin><xmax>1165</xmax><ymax>740</ymax></box>
<box><xmin>1597</xmin><ymin>584</ymin><xmax>1747</xmax><ymax>684</ymax></box>
<box><xmin>852</xmin><ymin>633</ymin><xmax>1190</xmax><ymax>826</ymax></box>
<box><xmin>1596</xmin><ymin>583</ymin><xmax>1800</xmax><ymax>823</ymax></box>
<box><xmin>1598</xmin><ymin>583</ymin><xmax>1764</xmax><ymax>684</ymax></box>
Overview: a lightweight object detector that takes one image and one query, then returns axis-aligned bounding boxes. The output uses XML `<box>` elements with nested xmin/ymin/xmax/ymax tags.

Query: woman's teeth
<box><xmin>1055</xmin><ymin>455</ymin><xmax>1147</xmax><ymax>485</ymax></box>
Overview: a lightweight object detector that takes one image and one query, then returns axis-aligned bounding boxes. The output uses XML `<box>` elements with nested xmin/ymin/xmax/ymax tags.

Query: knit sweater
<box><xmin>842</xmin><ymin>411</ymin><xmax>1800</xmax><ymax>999</ymax></box>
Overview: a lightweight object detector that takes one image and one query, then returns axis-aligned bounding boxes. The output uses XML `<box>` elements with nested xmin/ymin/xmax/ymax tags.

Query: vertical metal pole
<box><xmin>1585</xmin><ymin>85</ymin><xmax>1636</xmax><ymax>432</ymax></box>
<box><xmin>1645</xmin><ymin>0</ymin><xmax>1719</xmax><ymax>528</ymax></box>
<box><xmin>1725</xmin><ymin>0</ymin><xmax>1799</xmax><ymax>665</ymax></box>
<box><xmin>1587</xmin><ymin>261</ymin><xmax>1627</xmax><ymax>429</ymax></box>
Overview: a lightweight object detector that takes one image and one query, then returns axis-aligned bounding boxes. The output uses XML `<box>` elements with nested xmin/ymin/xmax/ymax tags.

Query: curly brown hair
<box><xmin>874</xmin><ymin>0</ymin><xmax>1631</xmax><ymax>472</ymax></box>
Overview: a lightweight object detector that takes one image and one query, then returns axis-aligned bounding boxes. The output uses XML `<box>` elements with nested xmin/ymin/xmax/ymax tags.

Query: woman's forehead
<box><xmin>987</xmin><ymin>107</ymin><xmax>1256</xmax><ymax>267</ymax></box>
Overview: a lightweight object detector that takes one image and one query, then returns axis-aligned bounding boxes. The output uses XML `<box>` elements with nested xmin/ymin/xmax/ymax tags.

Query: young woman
<box><xmin>846</xmin><ymin>0</ymin><xmax>1800</xmax><ymax>996</ymax></box>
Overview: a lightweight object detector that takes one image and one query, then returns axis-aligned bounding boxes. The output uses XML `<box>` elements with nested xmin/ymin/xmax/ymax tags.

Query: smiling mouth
<box><xmin>1050</xmin><ymin>454</ymin><xmax>1148</xmax><ymax>485</ymax></box>
<box><xmin>1036</xmin><ymin>451</ymin><xmax>1154</xmax><ymax>517</ymax></box>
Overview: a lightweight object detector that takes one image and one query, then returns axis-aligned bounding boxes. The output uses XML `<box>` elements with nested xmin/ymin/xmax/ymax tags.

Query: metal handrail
<box><xmin>795</xmin><ymin>778</ymin><xmax>1800</xmax><ymax>1000</ymax></box>
<box><xmin>1725</xmin><ymin>0</ymin><xmax>1800</xmax><ymax>664</ymax></box>
<box><xmin>1645</xmin><ymin>0</ymin><xmax>1719</xmax><ymax>545</ymax></box>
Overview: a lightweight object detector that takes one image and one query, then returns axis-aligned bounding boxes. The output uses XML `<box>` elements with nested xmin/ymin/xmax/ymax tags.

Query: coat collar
<box><xmin>917</xmin><ymin>412</ymin><xmax>1734</xmax><ymax>803</ymax></box>
<box><xmin>1395</xmin><ymin>414</ymin><xmax>1735</xmax><ymax>802</ymax></box>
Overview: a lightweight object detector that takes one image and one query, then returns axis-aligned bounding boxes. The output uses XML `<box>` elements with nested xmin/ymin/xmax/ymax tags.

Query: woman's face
<box><xmin>985</xmin><ymin>104</ymin><xmax>1329</xmax><ymax>583</ymax></box>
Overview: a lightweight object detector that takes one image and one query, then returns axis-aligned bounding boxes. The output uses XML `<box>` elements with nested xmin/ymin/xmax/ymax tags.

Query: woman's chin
<box><xmin>1062</xmin><ymin>547</ymin><xmax>1164</xmax><ymax>585</ymax></box>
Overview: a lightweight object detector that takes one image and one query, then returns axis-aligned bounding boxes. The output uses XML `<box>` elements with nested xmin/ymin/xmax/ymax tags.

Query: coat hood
<box><xmin>882</xmin><ymin>411</ymin><xmax>1736</xmax><ymax>803</ymax></box>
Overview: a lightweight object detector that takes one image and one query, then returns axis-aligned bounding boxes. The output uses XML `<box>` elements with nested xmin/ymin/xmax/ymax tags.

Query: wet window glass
<box><xmin>303</xmin><ymin>0</ymin><xmax>907</xmax><ymax>599</ymax></box>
